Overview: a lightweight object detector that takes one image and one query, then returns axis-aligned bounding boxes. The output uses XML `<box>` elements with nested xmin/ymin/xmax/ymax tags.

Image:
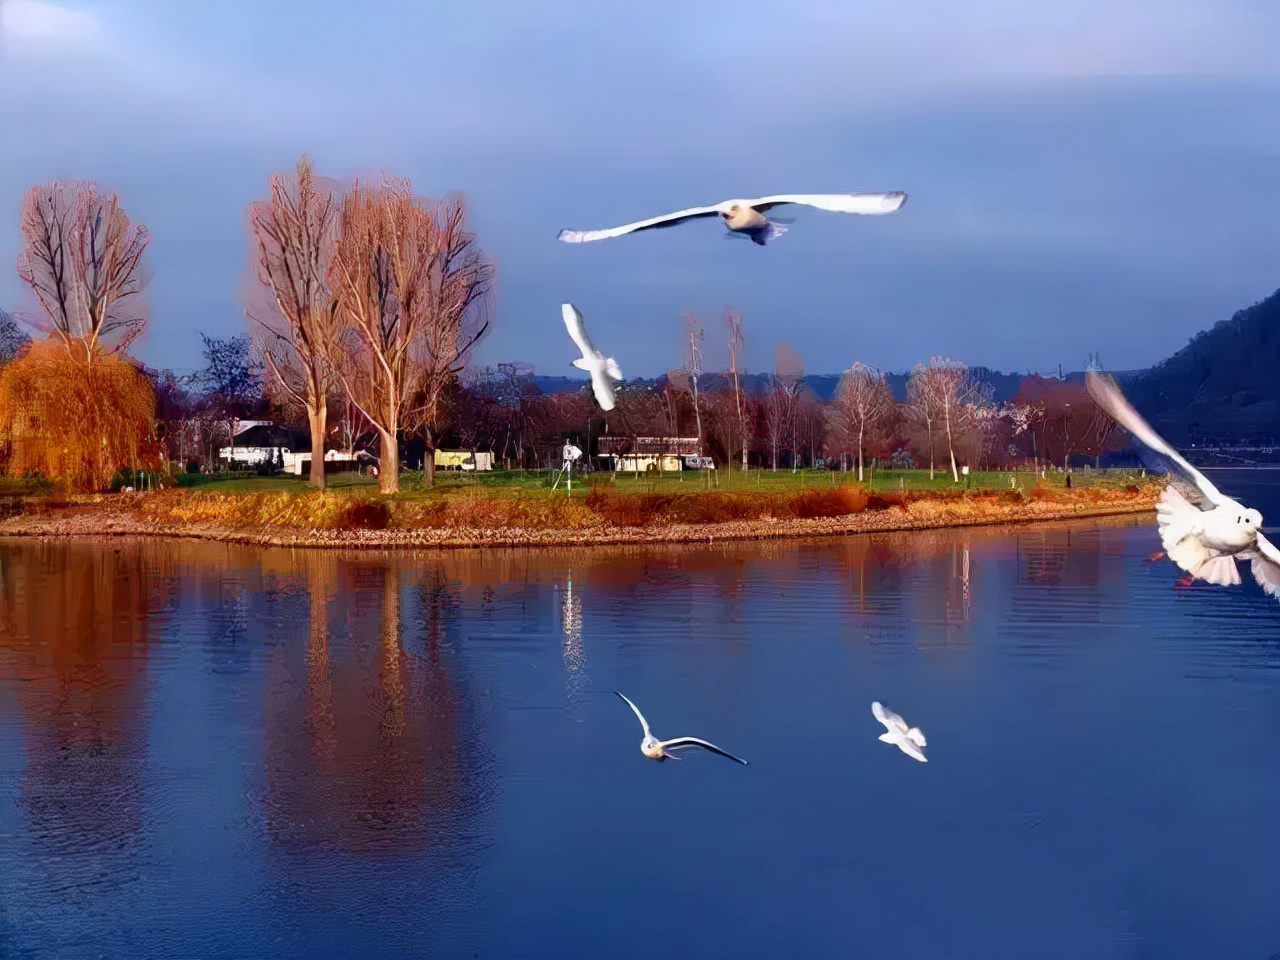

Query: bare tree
<box><xmin>908</xmin><ymin>357</ymin><xmax>987</xmax><ymax>482</ymax></box>
<box><xmin>16</xmin><ymin>180</ymin><xmax>150</xmax><ymax>360</ymax></box>
<box><xmin>682</xmin><ymin>314</ymin><xmax>705</xmax><ymax>454</ymax></box>
<box><xmin>1001</xmin><ymin>399</ymin><xmax>1045</xmax><ymax>467</ymax></box>
<box><xmin>907</xmin><ymin>362</ymin><xmax>942</xmax><ymax>479</ymax></box>
<box><xmin>414</xmin><ymin>195</ymin><xmax>494</xmax><ymax>486</ymax></box>
<box><xmin>330</xmin><ymin>179</ymin><xmax>493</xmax><ymax>494</ymax></box>
<box><xmin>725</xmin><ymin>308</ymin><xmax>749</xmax><ymax>471</ymax></box>
<box><xmin>659</xmin><ymin>372</ymin><xmax>685</xmax><ymax>438</ymax></box>
<box><xmin>245</xmin><ymin>154</ymin><xmax>343</xmax><ymax>488</ymax></box>
<box><xmin>829</xmin><ymin>362</ymin><xmax>894</xmax><ymax>481</ymax></box>
<box><xmin>928</xmin><ymin>357</ymin><xmax>986</xmax><ymax>482</ymax></box>
<box><xmin>763</xmin><ymin>343</ymin><xmax>803</xmax><ymax>471</ymax></box>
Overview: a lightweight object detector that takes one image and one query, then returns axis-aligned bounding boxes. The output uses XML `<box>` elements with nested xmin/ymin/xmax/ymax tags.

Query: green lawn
<box><xmin>181</xmin><ymin>465</ymin><xmax>1149</xmax><ymax>499</ymax></box>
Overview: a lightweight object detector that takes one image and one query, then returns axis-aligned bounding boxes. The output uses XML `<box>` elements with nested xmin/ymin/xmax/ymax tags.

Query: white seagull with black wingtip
<box><xmin>1086</xmin><ymin>370</ymin><xmax>1280</xmax><ymax>600</ymax></box>
<box><xmin>562</xmin><ymin>303</ymin><xmax>622</xmax><ymax>412</ymax></box>
<box><xmin>614</xmin><ymin>691</ymin><xmax>748</xmax><ymax>765</ymax></box>
<box><xmin>872</xmin><ymin>701</ymin><xmax>928</xmax><ymax>763</ymax></box>
<box><xmin>558</xmin><ymin>192</ymin><xmax>907</xmax><ymax>247</ymax></box>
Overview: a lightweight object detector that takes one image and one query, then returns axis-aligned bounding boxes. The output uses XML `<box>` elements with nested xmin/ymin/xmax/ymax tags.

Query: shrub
<box><xmin>585</xmin><ymin>489</ymin><xmax>673</xmax><ymax>527</ymax></box>
<box><xmin>662</xmin><ymin>492</ymin><xmax>762</xmax><ymax>524</ymax></box>
<box><xmin>779</xmin><ymin>485</ymin><xmax>870</xmax><ymax>519</ymax></box>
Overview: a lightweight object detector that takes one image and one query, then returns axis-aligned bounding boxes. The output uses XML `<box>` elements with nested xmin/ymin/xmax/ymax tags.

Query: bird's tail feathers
<box><xmin>1194</xmin><ymin>554</ymin><xmax>1241</xmax><ymax>587</ymax></box>
<box><xmin>571</xmin><ymin>358</ymin><xmax>590</xmax><ymax>371</ymax></box>
<box><xmin>877</xmin><ymin>732</ymin><xmax>897</xmax><ymax>744</ymax></box>
<box><xmin>605</xmin><ymin>357</ymin><xmax>622</xmax><ymax>381</ymax></box>
<box><xmin>757</xmin><ymin>220</ymin><xmax>789</xmax><ymax>245</ymax></box>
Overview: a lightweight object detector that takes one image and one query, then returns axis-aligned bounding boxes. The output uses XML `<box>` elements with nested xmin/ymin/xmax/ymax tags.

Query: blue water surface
<box><xmin>1</xmin><ymin>469</ymin><xmax>1278</xmax><ymax>959</ymax></box>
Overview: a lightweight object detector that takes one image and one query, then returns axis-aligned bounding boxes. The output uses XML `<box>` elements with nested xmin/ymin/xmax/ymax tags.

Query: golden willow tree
<box><xmin>330</xmin><ymin>178</ymin><xmax>493</xmax><ymax>494</ymax></box>
<box><xmin>0</xmin><ymin>181</ymin><xmax>158</xmax><ymax>490</ymax></box>
<box><xmin>0</xmin><ymin>340</ymin><xmax>157</xmax><ymax>490</ymax></box>
<box><xmin>245</xmin><ymin>155</ymin><xmax>342</xmax><ymax>489</ymax></box>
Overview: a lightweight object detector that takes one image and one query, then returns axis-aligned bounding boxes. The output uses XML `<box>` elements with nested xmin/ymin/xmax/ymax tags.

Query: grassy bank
<box><xmin>0</xmin><ymin>468</ymin><xmax>1163</xmax><ymax>548</ymax></box>
<box><xmin>168</xmin><ymin>464</ymin><xmax>1143</xmax><ymax>498</ymax></box>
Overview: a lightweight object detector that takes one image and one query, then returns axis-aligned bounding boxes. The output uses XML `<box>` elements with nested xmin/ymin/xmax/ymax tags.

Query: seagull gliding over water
<box><xmin>1085</xmin><ymin>370</ymin><xmax>1280</xmax><ymax>600</ymax></box>
<box><xmin>562</xmin><ymin>303</ymin><xmax>623</xmax><ymax>412</ymax></box>
<box><xmin>614</xmin><ymin>691</ymin><xmax>748</xmax><ymax>764</ymax></box>
<box><xmin>872</xmin><ymin>701</ymin><xmax>928</xmax><ymax>763</ymax></box>
<box><xmin>558</xmin><ymin>192</ymin><xmax>907</xmax><ymax>247</ymax></box>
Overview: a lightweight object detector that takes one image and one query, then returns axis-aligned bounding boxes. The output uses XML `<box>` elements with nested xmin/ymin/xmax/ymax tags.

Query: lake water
<box><xmin>1</xmin><ymin>469</ymin><xmax>1278</xmax><ymax>959</ymax></box>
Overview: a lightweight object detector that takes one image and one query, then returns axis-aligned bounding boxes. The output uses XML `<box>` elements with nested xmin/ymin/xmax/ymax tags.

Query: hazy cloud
<box><xmin>1</xmin><ymin>0</ymin><xmax>1277</xmax><ymax>377</ymax></box>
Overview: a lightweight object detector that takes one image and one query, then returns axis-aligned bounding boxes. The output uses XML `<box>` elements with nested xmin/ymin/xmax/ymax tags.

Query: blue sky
<box><xmin>0</xmin><ymin>0</ymin><xmax>1277</xmax><ymax>379</ymax></box>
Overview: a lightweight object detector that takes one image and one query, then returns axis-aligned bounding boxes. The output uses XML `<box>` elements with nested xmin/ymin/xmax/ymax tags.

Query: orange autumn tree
<box><xmin>330</xmin><ymin>178</ymin><xmax>493</xmax><ymax>493</ymax></box>
<box><xmin>2</xmin><ymin>180</ymin><xmax>158</xmax><ymax>490</ymax></box>
<box><xmin>245</xmin><ymin>155</ymin><xmax>343</xmax><ymax>489</ymax></box>
<box><xmin>0</xmin><ymin>339</ymin><xmax>158</xmax><ymax>490</ymax></box>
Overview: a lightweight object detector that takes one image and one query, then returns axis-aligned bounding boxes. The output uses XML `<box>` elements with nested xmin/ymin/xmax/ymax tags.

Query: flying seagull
<box><xmin>872</xmin><ymin>701</ymin><xmax>928</xmax><ymax>763</ymax></box>
<box><xmin>1086</xmin><ymin>370</ymin><xmax>1280</xmax><ymax>599</ymax></box>
<box><xmin>562</xmin><ymin>303</ymin><xmax>623</xmax><ymax>412</ymax></box>
<box><xmin>557</xmin><ymin>192</ymin><xmax>907</xmax><ymax>247</ymax></box>
<box><xmin>614</xmin><ymin>691</ymin><xmax>748</xmax><ymax>765</ymax></box>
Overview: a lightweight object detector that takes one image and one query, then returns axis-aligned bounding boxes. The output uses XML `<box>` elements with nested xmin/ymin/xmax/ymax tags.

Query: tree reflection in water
<box><xmin>0</xmin><ymin>541</ymin><xmax>175</xmax><ymax>882</ymax></box>
<box><xmin>258</xmin><ymin>554</ymin><xmax>479</xmax><ymax>857</ymax></box>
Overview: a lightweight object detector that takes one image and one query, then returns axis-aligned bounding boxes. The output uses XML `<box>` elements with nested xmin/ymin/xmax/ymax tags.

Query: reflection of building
<box><xmin>1016</xmin><ymin>528</ymin><xmax>1103</xmax><ymax>588</ymax></box>
<box><xmin>559</xmin><ymin>570</ymin><xmax>588</xmax><ymax>705</ymax></box>
<box><xmin>259</xmin><ymin>558</ymin><xmax>475</xmax><ymax>856</ymax></box>
<box><xmin>0</xmin><ymin>542</ymin><xmax>165</xmax><ymax>862</ymax></box>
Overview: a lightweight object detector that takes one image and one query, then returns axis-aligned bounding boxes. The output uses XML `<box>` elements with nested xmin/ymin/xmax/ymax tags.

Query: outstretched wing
<box><xmin>871</xmin><ymin>700</ymin><xmax>908</xmax><ymax>734</ymax></box>
<box><xmin>558</xmin><ymin>203</ymin><xmax>725</xmax><ymax>243</ymax></box>
<box><xmin>1244</xmin><ymin>532</ymin><xmax>1280</xmax><ymax>600</ymax></box>
<box><xmin>590</xmin><ymin>368</ymin><xmax>618</xmax><ymax>412</ymax></box>
<box><xmin>751</xmin><ymin>192</ymin><xmax>908</xmax><ymax>216</ymax></box>
<box><xmin>1085</xmin><ymin>370</ymin><xmax>1227</xmax><ymax>507</ymax></box>
<box><xmin>663</xmin><ymin>736</ymin><xmax>749</xmax><ymax>765</ymax></box>
<box><xmin>614</xmin><ymin>691</ymin><xmax>651</xmax><ymax>738</ymax></box>
<box><xmin>561</xmin><ymin>303</ymin><xmax>597</xmax><ymax>359</ymax></box>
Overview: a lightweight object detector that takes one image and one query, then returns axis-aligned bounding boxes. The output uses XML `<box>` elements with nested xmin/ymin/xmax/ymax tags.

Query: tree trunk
<box><xmin>691</xmin><ymin>376</ymin><xmax>703</xmax><ymax>454</ymax></box>
<box><xmin>945</xmin><ymin>405</ymin><xmax>959</xmax><ymax>482</ymax></box>
<box><xmin>926</xmin><ymin>422</ymin><xmax>935</xmax><ymax>479</ymax></box>
<box><xmin>857</xmin><ymin>422</ymin><xmax>865</xmax><ymax>482</ymax></box>
<box><xmin>377</xmin><ymin>428</ymin><xmax>399</xmax><ymax>494</ymax></box>
<box><xmin>307</xmin><ymin>396</ymin><xmax>327</xmax><ymax>490</ymax></box>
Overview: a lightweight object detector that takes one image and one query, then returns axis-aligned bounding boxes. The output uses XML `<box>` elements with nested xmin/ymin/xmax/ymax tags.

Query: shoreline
<box><xmin>0</xmin><ymin>496</ymin><xmax>1159</xmax><ymax>551</ymax></box>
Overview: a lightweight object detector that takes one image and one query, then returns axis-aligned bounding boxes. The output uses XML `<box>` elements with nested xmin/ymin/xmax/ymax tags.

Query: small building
<box><xmin>219</xmin><ymin>423</ymin><xmax>372</xmax><ymax>476</ymax></box>
<box><xmin>218</xmin><ymin>424</ymin><xmax>306</xmax><ymax>470</ymax></box>
<box><xmin>433</xmin><ymin>449</ymin><xmax>494</xmax><ymax>472</ymax></box>
<box><xmin>596</xmin><ymin>436</ymin><xmax>711</xmax><ymax>473</ymax></box>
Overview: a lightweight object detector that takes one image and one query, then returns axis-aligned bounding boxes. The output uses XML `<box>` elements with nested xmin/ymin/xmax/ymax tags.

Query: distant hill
<box><xmin>532</xmin><ymin>365</ymin><xmax>1140</xmax><ymax>404</ymax></box>
<box><xmin>523</xmin><ymin>286</ymin><xmax>1280</xmax><ymax>448</ymax></box>
<box><xmin>1121</xmin><ymin>288</ymin><xmax>1280</xmax><ymax>445</ymax></box>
